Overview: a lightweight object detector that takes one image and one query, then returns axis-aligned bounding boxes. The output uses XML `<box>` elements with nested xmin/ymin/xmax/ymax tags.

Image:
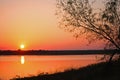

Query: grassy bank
<box><xmin>12</xmin><ymin>60</ymin><xmax>120</xmax><ymax>80</ymax></box>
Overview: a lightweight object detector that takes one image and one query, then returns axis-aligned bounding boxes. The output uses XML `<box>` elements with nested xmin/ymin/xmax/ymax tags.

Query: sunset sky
<box><xmin>0</xmin><ymin>0</ymin><xmax>104</xmax><ymax>50</ymax></box>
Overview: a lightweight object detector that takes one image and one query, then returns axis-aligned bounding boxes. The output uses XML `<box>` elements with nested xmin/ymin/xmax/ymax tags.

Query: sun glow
<box><xmin>21</xmin><ymin>56</ymin><xmax>25</xmax><ymax>64</ymax></box>
<box><xmin>20</xmin><ymin>44</ymin><xmax>25</xmax><ymax>49</ymax></box>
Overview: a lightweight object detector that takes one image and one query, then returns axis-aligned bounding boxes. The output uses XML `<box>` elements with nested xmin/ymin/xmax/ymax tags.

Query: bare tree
<box><xmin>56</xmin><ymin>0</ymin><xmax>120</xmax><ymax>61</ymax></box>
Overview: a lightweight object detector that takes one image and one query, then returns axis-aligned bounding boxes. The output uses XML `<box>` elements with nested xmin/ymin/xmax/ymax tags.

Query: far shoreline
<box><xmin>0</xmin><ymin>49</ymin><xmax>119</xmax><ymax>55</ymax></box>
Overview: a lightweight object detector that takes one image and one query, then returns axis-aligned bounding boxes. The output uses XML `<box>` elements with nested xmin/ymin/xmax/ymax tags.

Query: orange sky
<box><xmin>0</xmin><ymin>0</ymin><xmax>105</xmax><ymax>50</ymax></box>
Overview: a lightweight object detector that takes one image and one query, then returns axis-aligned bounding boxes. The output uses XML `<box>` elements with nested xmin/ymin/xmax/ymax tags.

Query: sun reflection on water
<box><xmin>21</xmin><ymin>56</ymin><xmax>25</xmax><ymax>64</ymax></box>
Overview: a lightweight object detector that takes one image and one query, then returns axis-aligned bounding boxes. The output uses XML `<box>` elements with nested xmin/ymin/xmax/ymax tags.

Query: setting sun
<box><xmin>20</xmin><ymin>44</ymin><xmax>25</xmax><ymax>49</ymax></box>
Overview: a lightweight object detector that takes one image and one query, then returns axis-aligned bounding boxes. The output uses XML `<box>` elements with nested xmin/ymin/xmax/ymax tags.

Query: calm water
<box><xmin>0</xmin><ymin>55</ymin><xmax>101</xmax><ymax>80</ymax></box>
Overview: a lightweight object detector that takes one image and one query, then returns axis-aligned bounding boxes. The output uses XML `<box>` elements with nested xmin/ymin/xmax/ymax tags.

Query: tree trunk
<box><xmin>108</xmin><ymin>53</ymin><xmax>115</xmax><ymax>63</ymax></box>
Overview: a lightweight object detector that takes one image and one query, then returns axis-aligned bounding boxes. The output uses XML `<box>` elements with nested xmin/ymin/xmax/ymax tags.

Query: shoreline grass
<box><xmin>12</xmin><ymin>59</ymin><xmax>120</xmax><ymax>80</ymax></box>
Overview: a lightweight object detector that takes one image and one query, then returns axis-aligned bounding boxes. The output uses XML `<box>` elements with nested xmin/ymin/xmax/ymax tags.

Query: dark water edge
<box><xmin>12</xmin><ymin>59</ymin><xmax>120</xmax><ymax>80</ymax></box>
<box><xmin>0</xmin><ymin>49</ymin><xmax>120</xmax><ymax>55</ymax></box>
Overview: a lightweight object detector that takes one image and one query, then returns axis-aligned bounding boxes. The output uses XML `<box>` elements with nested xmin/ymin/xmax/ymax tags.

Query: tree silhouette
<box><xmin>56</xmin><ymin>0</ymin><xmax>120</xmax><ymax>61</ymax></box>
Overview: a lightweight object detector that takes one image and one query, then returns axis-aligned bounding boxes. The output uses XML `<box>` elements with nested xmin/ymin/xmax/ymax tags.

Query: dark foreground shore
<box><xmin>12</xmin><ymin>59</ymin><xmax>120</xmax><ymax>80</ymax></box>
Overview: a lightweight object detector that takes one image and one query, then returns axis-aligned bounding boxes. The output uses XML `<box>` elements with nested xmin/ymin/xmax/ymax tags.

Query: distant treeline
<box><xmin>0</xmin><ymin>49</ymin><xmax>120</xmax><ymax>55</ymax></box>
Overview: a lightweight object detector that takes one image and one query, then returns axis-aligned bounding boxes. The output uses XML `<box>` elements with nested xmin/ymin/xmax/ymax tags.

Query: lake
<box><xmin>0</xmin><ymin>55</ymin><xmax>102</xmax><ymax>80</ymax></box>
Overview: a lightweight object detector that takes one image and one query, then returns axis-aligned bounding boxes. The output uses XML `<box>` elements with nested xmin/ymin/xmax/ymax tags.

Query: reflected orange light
<box><xmin>21</xmin><ymin>56</ymin><xmax>25</xmax><ymax>64</ymax></box>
